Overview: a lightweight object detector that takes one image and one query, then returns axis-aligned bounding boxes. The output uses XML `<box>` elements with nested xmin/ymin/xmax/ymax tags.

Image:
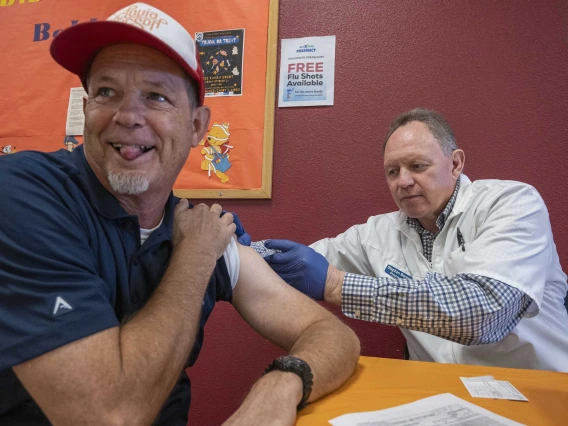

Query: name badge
<box><xmin>385</xmin><ymin>264</ymin><xmax>412</xmax><ymax>280</ymax></box>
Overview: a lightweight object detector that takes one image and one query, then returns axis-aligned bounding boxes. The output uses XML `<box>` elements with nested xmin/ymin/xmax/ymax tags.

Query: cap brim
<box><xmin>50</xmin><ymin>21</ymin><xmax>204</xmax><ymax>105</ymax></box>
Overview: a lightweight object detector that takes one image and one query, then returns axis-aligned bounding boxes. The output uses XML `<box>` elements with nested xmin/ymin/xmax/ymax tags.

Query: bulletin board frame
<box><xmin>177</xmin><ymin>0</ymin><xmax>279</xmax><ymax>199</ymax></box>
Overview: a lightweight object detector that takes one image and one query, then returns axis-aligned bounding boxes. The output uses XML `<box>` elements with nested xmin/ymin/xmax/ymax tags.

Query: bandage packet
<box><xmin>251</xmin><ymin>240</ymin><xmax>281</xmax><ymax>258</ymax></box>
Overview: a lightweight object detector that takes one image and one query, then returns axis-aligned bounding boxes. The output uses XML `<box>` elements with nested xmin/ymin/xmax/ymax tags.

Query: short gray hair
<box><xmin>383</xmin><ymin>107</ymin><xmax>458</xmax><ymax>156</ymax></box>
<box><xmin>183</xmin><ymin>73</ymin><xmax>199</xmax><ymax>109</ymax></box>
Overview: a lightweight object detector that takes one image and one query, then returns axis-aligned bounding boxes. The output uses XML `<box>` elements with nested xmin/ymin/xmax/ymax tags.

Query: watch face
<box><xmin>274</xmin><ymin>356</ymin><xmax>313</xmax><ymax>385</ymax></box>
<box><xmin>279</xmin><ymin>356</ymin><xmax>304</xmax><ymax>369</ymax></box>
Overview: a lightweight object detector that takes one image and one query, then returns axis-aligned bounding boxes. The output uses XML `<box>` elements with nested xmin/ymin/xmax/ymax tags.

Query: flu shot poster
<box><xmin>278</xmin><ymin>35</ymin><xmax>336</xmax><ymax>107</ymax></box>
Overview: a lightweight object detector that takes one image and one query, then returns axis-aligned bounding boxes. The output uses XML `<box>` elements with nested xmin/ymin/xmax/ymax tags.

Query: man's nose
<box><xmin>113</xmin><ymin>92</ymin><xmax>146</xmax><ymax>128</ymax></box>
<box><xmin>398</xmin><ymin>169</ymin><xmax>414</xmax><ymax>188</ymax></box>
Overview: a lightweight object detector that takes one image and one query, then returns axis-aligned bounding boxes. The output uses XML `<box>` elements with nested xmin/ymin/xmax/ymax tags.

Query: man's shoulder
<box><xmin>460</xmin><ymin>178</ymin><xmax>548</xmax><ymax>221</ymax></box>
<box><xmin>470</xmin><ymin>178</ymin><xmax>535</xmax><ymax>192</ymax></box>
<box><xmin>1</xmin><ymin>148</ymin><xmax>71</xmax><ymax>166</ymax></box>
<box><xmin>336</xmin><ymin>211</ymin><xmax>402</xmax><ymax>247</ymax></box>
<box><xmin>469</xmin><ymin>178</ymin><xmax>542</xmax><ymax>203</ymax></box>
<box><xmin>326</xmin><ymin>212</ymin><xmax>400</xmax><ymax>242</ymax></box>
<box><xmin>0</xmin><ymin>149</ymin><xmax>79</xmax><ymax>188</ymax></box>
<box><xmin>0</xmin><ymin>148</ymin><xmax>93</xmax><ymax>226</ymax></box>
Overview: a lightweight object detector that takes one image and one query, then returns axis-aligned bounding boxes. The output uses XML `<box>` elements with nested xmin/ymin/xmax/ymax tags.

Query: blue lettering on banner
<box><xmin>385</xmin><ymin>265</ymin><xmax>412</xmax><ymax>280</ymax></box>
<box><xmin>33</xmin><ymin>18</ymin><xmax>98</xmax><ymax>42</ymax></box>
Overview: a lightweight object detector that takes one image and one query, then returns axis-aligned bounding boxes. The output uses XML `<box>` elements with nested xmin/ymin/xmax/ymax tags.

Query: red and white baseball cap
<box><xmin>50</xmin><ymin>2</ymin><xmax>205</xmax><ymax>106</ymax></box>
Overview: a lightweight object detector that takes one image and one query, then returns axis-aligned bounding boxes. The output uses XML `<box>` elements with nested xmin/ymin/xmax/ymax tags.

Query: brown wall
<box><xmin>188</xmin><ymin>1</ymin><xmax>568</xmax><ymax>424</ymax></box>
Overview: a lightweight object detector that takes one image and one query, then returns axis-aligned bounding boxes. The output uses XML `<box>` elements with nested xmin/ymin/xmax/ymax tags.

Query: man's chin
<box><xmin>401</xmin><ymin>208</ymin><xmax>426</xmax><ymax>220</ymax></box>
<box><xmin>107</xmin><ymin>171</ymin><xmax>150</xmax><ymax>195</ymax></box>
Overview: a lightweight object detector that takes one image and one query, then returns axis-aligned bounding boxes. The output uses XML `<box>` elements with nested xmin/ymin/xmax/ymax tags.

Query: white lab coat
<box><xmin>311</xmin><ymin>175</ymin><xmax>568</xmax><ymax>371</ymax></box>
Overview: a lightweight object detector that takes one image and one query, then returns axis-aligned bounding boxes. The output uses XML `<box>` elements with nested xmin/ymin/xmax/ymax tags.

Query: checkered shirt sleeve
<box><xmin>342</xmin><ymin>272</ymin><xmax>532</xmax><ymax>345</ymax></box>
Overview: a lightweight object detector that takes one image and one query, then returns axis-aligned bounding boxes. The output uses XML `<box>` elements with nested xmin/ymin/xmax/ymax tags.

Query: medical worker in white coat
<box><xmin>261</xmin><ymin>108</ymin><xmax>568</xmax><ymax>372</ymax></box>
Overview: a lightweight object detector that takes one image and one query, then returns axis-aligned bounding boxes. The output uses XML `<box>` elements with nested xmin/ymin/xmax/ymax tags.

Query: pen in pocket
<box><xmin>457</xmin><ymin>227</ymin><xmax>465</xmax><ymax>252</ymax></box>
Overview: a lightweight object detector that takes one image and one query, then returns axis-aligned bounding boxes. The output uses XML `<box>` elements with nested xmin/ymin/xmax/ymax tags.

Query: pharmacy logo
<box><xmin>296</xmin><ymin>44</ymin><xmax>316</xmax><ymax>53</ymax></box>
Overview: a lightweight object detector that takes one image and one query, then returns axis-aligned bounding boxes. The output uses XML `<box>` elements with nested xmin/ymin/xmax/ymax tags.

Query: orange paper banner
<box><xmin>0</xmin><ymin>0</ymin><xmax>275</xmax><ymax>197</ymax></box>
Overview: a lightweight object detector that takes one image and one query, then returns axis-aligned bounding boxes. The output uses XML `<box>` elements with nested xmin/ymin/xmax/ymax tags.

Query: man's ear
<box><xmin>451</xmin><ymin>149</ymin><xmax>465</xmax><ymax>179</ymax></box>
<box><xmin>190</xmin><ymin>106</ymin><xmax>211</xmax><ymax>148</ymax></box>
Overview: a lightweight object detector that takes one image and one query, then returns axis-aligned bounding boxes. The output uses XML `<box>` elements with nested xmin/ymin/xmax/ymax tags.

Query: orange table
<box><xmin>296</xmin><ymin>356</ymin><xmax>568</xmax><ymax>425</ymax></box>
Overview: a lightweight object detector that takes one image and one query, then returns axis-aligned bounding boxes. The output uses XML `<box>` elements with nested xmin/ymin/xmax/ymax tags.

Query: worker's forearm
<box><xmin>324</xmin><ymin>264</ymin><xmax>345</xmax><ymax>306</ymax></box>
<box><xmin>340</xmin><ymin>271</ymin><xmax>532</xmax><ymax>345</ymax></box>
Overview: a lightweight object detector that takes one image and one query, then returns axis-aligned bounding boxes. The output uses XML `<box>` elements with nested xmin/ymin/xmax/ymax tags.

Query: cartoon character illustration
<box><xmin>63</xmin><ymin>135</ymin><xmax>79</xmax><ymax>152</ymax></box>
<box><xmin>232</xmin><ymin>46</ymin><xmax>238</xmax><ymax>55</ymax></box>
<box><xmin>199</xmin><ymin>122</ymin><xmax>233</xmax><ymax>183</ymax></box>
<box><xmin>1</xmin><ymin>145</ymin><xmax>16</xmax><ymax>155</ymax></box>
<box><xmin>232</xmin><ymin>67</ymin><xmax>240</xmax><ymax>76</ymax></box>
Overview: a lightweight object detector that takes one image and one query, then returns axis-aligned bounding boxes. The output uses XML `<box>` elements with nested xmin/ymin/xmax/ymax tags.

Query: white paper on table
<box><xmin>462</xmin><ymin>375</ymin><xmax>494</xmax><ymax>382</ymax></box>
<box><xmin>460</xmin><ymin>377</ymin><xmax>528</xmax><ymax>401</ymax></box>
<box><xmin>328</xmin><ymin>393</ymin><xmax>525</xmax><ymax>426</ymax></box>
<box><xmin>65</xmin><ymin>87</ymin><xmax>87</xmax><ymax>136</ymax></box>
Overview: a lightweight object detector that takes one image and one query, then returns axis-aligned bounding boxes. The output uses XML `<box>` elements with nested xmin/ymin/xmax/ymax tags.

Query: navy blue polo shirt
<box><xmin>0</xmin><ymin>146</ymin><xmax>232</xmax><ymax>425</ymax></box>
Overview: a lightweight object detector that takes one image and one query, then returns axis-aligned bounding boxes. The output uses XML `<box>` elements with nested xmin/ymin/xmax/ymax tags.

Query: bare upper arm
<box><xmin>231</xmin><ymin>244</ymin><xmax>334</xmax><ymax>351</ymax></box>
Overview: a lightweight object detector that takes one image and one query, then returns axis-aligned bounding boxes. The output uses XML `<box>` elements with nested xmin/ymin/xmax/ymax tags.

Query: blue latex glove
<box><xmin>264</xmin><ymin>239</ymin><xmax>329</xmax><ymax>300</ymax></box>
<box><xmin>221</xmin><ymin>210</ymin><xmax>251</xmax><ymax>246</ymax></box>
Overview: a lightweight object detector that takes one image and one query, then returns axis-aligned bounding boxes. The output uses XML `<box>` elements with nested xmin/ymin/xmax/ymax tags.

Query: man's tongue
<box><xmin>119</xmin><ymin>145</ymin><xmax>145</xmax><ymax>161</ymax></box>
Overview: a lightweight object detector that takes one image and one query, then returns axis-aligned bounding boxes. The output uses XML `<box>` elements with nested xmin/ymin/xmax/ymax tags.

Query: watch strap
<box><xmin>264</xmin><ymin>355</ymin><xmax>313</xmax><ymax>410</ymax></box>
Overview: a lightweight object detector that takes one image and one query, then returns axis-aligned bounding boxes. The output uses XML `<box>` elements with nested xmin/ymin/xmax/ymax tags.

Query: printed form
<box><xmin>329</xmin><ymin>393</ymin><xmax>524</xmax><ymax>426</ymax></box>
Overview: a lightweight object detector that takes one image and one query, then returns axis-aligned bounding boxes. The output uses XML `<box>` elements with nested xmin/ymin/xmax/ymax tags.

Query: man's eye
<box><xmin>96</xmin><ymin>87</ymin><xmax>114</xmax><ymax>98</ymax></box>
<box><xmin>413</xmin><ymin>164</ymin><xmax>427</xmax><ymax>171</ymax></box>
<box><xmin>387</xmin><ymin>169</ymin><xmax>398</xmax><ymax>177</ymax></box>
<box><xmin>149</xmin><ymin>93</ymin><xmax>167</xmax><ymax>102</ymax></box>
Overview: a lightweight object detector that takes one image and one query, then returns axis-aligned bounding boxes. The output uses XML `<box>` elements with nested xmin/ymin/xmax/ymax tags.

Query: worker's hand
<box><xmin>221</xmin><ymin>211</ymin><xmax>251</xmax><ymax>246</ymax></box>
<box><xmin>264</xmin><ymin>239</ymin><xmax>328</xmax><ymax>300</ymax></box>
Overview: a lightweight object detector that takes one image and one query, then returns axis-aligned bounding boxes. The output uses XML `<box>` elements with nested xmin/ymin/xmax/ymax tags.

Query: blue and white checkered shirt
<box><xmin>342</xmin><ymin>179</ymin><xmax>532</xmax><ymax>346</ymax></box>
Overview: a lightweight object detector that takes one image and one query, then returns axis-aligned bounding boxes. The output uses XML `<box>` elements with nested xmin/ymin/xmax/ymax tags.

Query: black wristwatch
<box><xmin>264</xmin><ymin>355</ymin><xmax>313</xmax><ymax>410</ymax></box>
